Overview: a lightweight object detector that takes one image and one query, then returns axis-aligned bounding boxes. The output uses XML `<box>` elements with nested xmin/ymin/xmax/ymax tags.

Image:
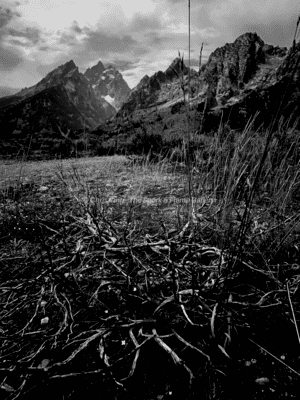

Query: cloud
<box><xmin>130</xmin><ymin>13</ymin><xmax>164</xmax><ymax>33</ymax></box>
<box><xmin>58</xmin><ymin>31</ymin><xmax>80</xmax><ymax>46</ymax></box>
<box><xmin>0</xmin><ymin>46</ymin><xmax>23</xmax><ymax>71</ymax></box>
<box><xmin>2</xmin><ymin>0</ymin><xmax>299</xmax><ymax>90</ymax></box>
<box><xmin>107</xmin><ymin>59</ymin><xmax>137</xmax><ymax>71</ymax></box>
<box><xmin>7</xmin><ymin>27</ymin><xmax>42</xmax><ymax>46</ymax></box>
<box><xmin>69</xmin><ymin>21</ymin><xmax>82</xmax><ymax>34</ymax></box>
<box><xmin>0</xmin><ymin>6</ymin><xmax>24</xmax><ymax>71</ymax></box>
<box><xmin>0</xmin><ymin>6</ymin><xmax>20</xmax><ymax>28</ymax></box>
<box><xmin>236</xmin><ymin>19</ymin><xmax>296</xmax><ymax>47</ymax></box>
<box><xmin>83</xmin><ymin>29</ymin><xmax>137</xmax><ymax>53</ymax></box>
<box><xmin>209</xmin><ymin>0</ymin><xmax>299</xmax><ymax>24</ymax></box>
<box><xmin>13</xmin><ymin>0</ymin><xmax>156</xmax><ymax>32</ymax></box>
<box><xmin>206</xmin><ymin>0</ymin><xmax>300</xmax><ymax>44</ymax></box>
<box><xmin>35</xmin><ymin>63</ymin><xmax>57</xmax><ymax>77</ymax></box>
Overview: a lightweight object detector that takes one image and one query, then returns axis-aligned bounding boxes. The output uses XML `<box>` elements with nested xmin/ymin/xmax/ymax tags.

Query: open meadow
<box><xmin>1</xmin><ymin>143</ymin><xmax>300</xmax><ymax>399</ymax></box>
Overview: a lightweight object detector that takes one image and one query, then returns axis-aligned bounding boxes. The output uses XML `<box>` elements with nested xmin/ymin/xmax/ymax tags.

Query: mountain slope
<box><xmin>0</xmin><ymin>60</ymin><xmax>124</xmax><ymax>142</ymax></box>
<box><xmin>0</xmin><ymin>85</ymin><xmax>85</xmax><ymax>136</ymax></box>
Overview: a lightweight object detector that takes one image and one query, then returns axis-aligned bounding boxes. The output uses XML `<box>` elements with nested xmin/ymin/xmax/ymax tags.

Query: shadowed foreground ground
<box><xmin>0</xmin><ymin>155</ymin><xmax>300</xmax><ymax>399</ymax></box>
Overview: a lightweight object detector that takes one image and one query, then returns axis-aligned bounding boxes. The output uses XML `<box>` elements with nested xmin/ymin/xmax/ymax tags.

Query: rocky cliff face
<box><xmin>200</xmin><ymin>33</ymin><xmax>293</xmax><ymax>130</ymax></box>
<box><xmin>119</xmin><ymin>57</ymin><xmax>195</xmax><ymax>116</ymax></box>
<box><xmin>85</xmin><ymin>64</ymin><xmax>130</xmax><ymax>110</ymax></box>
<box><xmin>202</xmin><ymin>33</ymin><xmax>267</xmax><ymax>105</ymax></box>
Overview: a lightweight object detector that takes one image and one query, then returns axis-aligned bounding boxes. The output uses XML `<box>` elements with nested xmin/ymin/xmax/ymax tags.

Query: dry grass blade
<box><xmin>248</xmin><ymin>338</ymin><xmax>300</xmax><ymax>377</ymax></box>
<box><xmin>122</xmin><ymin>329</ymin><xmax>141</xmax><ymax>380</ymax></box>
<box><xmin>172</xmin><ymin>330</ymin><xmax>210</xmax><ymax>360</ymax></box>
<box><xmin>217</xmin><ymin>345</ymin><xmax>230</xmax><ymax>359</ymax></box>
<box><xmin>224</xmin><ymin>294</ymin><xmax>232</xmax><ymax>349</ymax></box>
<box><xmin>99</xmin><ymin>336</ymin><xmax>110</xmax><ymax>367</ymax></box>
<box><xmin>210</xmin><ymin>303</ymin><xmax>218</xmax><ymax>338</ymax></box>
<box><xmin>47</xmin><ymin>329</ymin><xmax>106</xmax><ymax>370</ymax></box>
<box><xmin>98</xmin><ymin>336</ymin><xmax>124</xmax><ymax>389</ymax></box>
<box><xmin>153</xmin><ymin>289</ymin><xmax>200</xmax><ymax>314</ymax></box>
<box><xmin>180</xmin><ymin>303</ymin><xmax>195</xmax><ymax>325</ymax></box>
<box><xmin>152</xmin><ymin>329</ymin><xmax>194</xmax><ymax>384</ymax></box>
<box><xmin>286</xmin><ymin>282</ymin><xmax>300</xmax><ymax>346</ymax></box>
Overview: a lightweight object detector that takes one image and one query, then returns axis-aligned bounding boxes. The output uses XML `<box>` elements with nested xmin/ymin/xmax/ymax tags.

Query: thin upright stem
<box><xmin>187</xmin><ymin>0</ymin><xmax>193</xmax><ymax>223</ymax></box>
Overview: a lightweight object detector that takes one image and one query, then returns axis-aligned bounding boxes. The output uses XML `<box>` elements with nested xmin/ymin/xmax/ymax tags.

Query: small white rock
<box><xmin>255</xmin><ymin>377</ymin><xmax>270</xmax><ymax>385</ymax></box>
<box><xmin>41</xmin><ymin>317</ymin><xmax>49</xmax><ymax>325</ymax></box>
<box><xmin>38</xmin><ymin>358</ymin><xmax>50</xmax><ymax>369</ymax></box>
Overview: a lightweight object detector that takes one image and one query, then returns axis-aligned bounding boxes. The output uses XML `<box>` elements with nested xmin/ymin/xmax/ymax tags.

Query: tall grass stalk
<box><xmin>187</xmin><ymin>0</ymin><xmax>193</xmax><ymax>224</ymax></box>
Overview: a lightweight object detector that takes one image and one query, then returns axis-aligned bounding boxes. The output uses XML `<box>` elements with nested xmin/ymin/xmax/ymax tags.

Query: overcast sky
<box><xmin>0</xmin><ymin>0</ymin><xmax>299</xmax><ymax>90</ymax></box>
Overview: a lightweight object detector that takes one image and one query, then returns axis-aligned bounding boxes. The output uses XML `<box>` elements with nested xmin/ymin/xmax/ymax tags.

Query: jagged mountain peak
<box><xmin>201</xmin><ymin>32</ymin><xmax>272</xmax><ymax>105</ymax></box>
<box><xmin>0</xmin><ymin>57</ymin><xmax>118</xmax><ymax>143</ymax></box>
<box><xmin>131</xmin><ymin>57</ymin><xmax>188</xmax><ymax>94</ymax></box>
<box><xmin>234</xmin><ymin>32</ymin><xmax>264</xmax><ymax>45</ymax></box>
<box><xmin>82</xmin><ymin>60</ymin><xmax>130</xmax><ymax>110</ymax></box>
<box><xmin>62</xmin><ymin>59</ymin><xmax>77</xmax><ymax>71</ymax></box>
<box><xmin>84</xmin><ymin>61</ymin><xmax>106</xmax><ymax>83</ymax></box>
<box><xmin>43</xmin><ymin>60</ymin><xmax>79</xmax><ymax>81</ymax></box>
<box><xmin>168</xmin><ymin>57</ymin><xmax>185</xmax><ymax>68</ymax></box>
<box><xmin>165</xmin><ymin>57</ymin><xmax>188</xmax><ymax>80</ymax></box>
<box><xmin>16</xmin><ymin>60</ymin><xmax>80</xmax><ymax>98</ymax></box>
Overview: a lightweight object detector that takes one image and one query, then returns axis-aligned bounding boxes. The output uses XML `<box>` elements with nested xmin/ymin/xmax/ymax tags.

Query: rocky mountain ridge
<box><xmin>118</xmin><ymin>33</ymin><xmax>288</xmax><ymax>119</ymax></box>
<box><xmin>119</xmin><ymin>57</ymin><xmax>194</xmax><ymax>116</ymax></box>
<box><xmin>199</xmin><ymin>33</ymin><xmax>299</xmax><ymax>131</ymax></box>
<box><xmin>92</xmin><ymin>32</ymin><xmax>294</xmax><ymax>150</ymax></box>
<box><xmin>0</xmin><ymin>31</ymin><xmax>298</xmax><ymax>158</ymax></box>
<box><xmin>0</xmin><ymin>59</ymin><xmax>129</xmax><ymax>140</ymax></box>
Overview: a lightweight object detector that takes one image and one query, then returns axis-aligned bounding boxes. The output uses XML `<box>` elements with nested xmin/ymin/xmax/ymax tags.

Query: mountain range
<box><xmin>1</xmin><ymin>31</ymin><xmax>300</xmax><ymax>158</ymax></box>
<box><xmin>93</xmin><ymin>32</ymin><xmax>292</xmax><ymax>143</ymax></box>
<box><xmin>116</xmin><ymin>32</ymin><xmax>289</xmax><ymax>127</ymax></box>
<box><xmin>0</xmin><ymin>60</ymin><xmax>130</xmax><ymax>137</ymax></box>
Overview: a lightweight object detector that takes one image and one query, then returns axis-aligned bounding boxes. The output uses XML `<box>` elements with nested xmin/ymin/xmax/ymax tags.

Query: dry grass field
<box><xmin>1</xmin><ymin>147</ymin><xmax>300</xmax><ymax>399</ymax></box>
